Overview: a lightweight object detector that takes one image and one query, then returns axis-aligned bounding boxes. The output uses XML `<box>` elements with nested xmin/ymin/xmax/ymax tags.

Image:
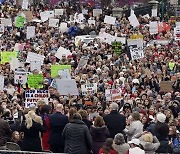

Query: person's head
<box><xmin>102</xmin><ymin>138</ymin><xmax>114</xmax><ymax>153</ymax></box>
<box><xmin>156</xmin><ymin>113</ymin><xmax>166</xmax><ymax>123</ymax></box>
<box><xmin>72</xmin><ymin>113</ymin><xmax>82</xmax><ymax>121</ymax></box>
<box><xmin>109</xmin><ymin>102</ymin><xmax>119</xmax><ymax>112</ymax></box>
<box><xmin>114</xmin><ymin>133</ymin><xmax>125</xmax><ymax>145</ymax></box>
<box><xmin>94</xmin><ymin>116</ymin><xmax>105</xmax><ymax>127</ymax></box>
<box><xmin>12</xmin><ymin>131</ymin><xmax>20</xmax><ymax>141</ymax></box>
<box><xmin>132</xmin><ymin>111</ymin><xmax>140</xmax><ymax>121</ymax></box>
<box><xmin>128</xmin><ymin>138</ymin><xmax>140</xmax><ymax>148</ymax></box>
<box><xmin>141</xmin><ymin>115</ymin><xmax>148</xmax><ymax>124</ymax></box>
<box><xmin>78</xmin><ymin>109</ymin><xmax>88</xmax><ymax>120</ymax></box>
<box><xmin>56</xmin><ymin>104</ymin><xmax>64</xmax><ymax>113</ymax></box>
<box><xmin>142</xmin><ymin>133</ymin><xmax>153</xmax><ymax>143</ymax></box>
<box><xmin>40</xmin><ymin>105</ymin><xmax>52</xmax><ymax>115</ymax></box>
<box><xmin>69</xmin><ymin>108</ymin><xmax>77</xmax><ymax>121</ymax></box>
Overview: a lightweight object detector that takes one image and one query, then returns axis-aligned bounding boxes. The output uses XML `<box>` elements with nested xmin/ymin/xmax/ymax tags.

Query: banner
<box><xmin>14</xmin><ymin>71</ymin><xmax>27</xmax><ymax>84</ymax></box>
<box><xmin>26</xmin><ymin>52</ymin><xmax>45</xmax><ymax>64</ymax></box>
<box><xmin>27</xmin><ymin>74</ymin><xmax>44</xmax><ymax>89</ymax></box>
<box><xmin>81</xmin><ymin>83</ymin><xmax>97</xmax><ymax>95</ymax></box>
<box><xmin>105</xmin><ymin>89</ymin><xmax>122</xmax><ymax>101</ymax></box>
<box><xmin>56</xmin><ymin>79</ymin><xmax>79</xmax><ymax>95</ymax></box>
<box><xmin>27</xmin><ymin>26</ymin><xmax>35</xmax><ymax>39</ymax></box>
<box><xmin>25</xmin><ymin>90</ymin><xmax>49</xmax><ymax>108</ymax></box>
<box><xmin>1</xmin><ymin>52</ymin><xmax>18</xmax><ymax>64</ymax></box>
<box><xmin>51</xmin><ymin>65</ymin><xmax>71</xmax><ymax>78</ymax></box>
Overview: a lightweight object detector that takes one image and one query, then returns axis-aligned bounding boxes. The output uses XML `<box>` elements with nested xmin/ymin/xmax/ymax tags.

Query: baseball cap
<box><xmin>128</xmin><ymin>139</ymin><xmax>140</xmax><ymax>146</ymax></box>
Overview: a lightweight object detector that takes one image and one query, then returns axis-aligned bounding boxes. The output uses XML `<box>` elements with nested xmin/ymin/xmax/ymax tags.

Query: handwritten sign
<box><xmin>105</xmin><ymin>89</ymin><xmax>122</xmax><ymax>101</ymax></box>
<box><xmin>14</xmin><ymin>71</ymin><xmax>27</xmax><ymax>84</ymax></box>
<box><xmin>1</xmin><ymin>52</ymin><xmax>18</xmax><ymax>64</ymax></box>
<box><xmin>51</xmin><ymin>65</ymin><xmax>71</xmax><ymax>78</ymax></box>
<box><xmin>81</xmin><ymin>83</ymin><xmax>97</xmax><ymax>95</ymax></box>
<box><xmin>27</xmin><ymin>74</ymin><xmax>44</xmax><ymax>89</ymax></box>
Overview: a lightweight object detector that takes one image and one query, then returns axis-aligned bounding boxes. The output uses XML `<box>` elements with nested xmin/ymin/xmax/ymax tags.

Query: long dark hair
<box><xmin>102</xmin><ymin>138</ymin><xmax>114</xmax><ymax>154</ymax></box>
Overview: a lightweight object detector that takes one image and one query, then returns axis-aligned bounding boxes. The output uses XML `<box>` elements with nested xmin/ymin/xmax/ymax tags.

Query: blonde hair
<box><xmin>25</xmin><ymin>111</ymin><xmax>43</xmax><ymax>129</ymax></box>
<box><xmin>142</xmin><ymin>133</ymin><xmax>153</xmax><ymax>143</ymax></box>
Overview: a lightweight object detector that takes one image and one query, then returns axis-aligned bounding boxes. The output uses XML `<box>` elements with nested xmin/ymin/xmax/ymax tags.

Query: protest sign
<box><xmin>30</xmin><ymin>61</ymin><xmax>41</xmax><ymax>72</ymax></box>
<box><xmin>26</xmin><ymin>52</ymin><xmax>45</xmax><ymax>64</ymax></box>
<box><xmin>14</xmin><ymin>71</ymin><xmax>27</xmax><ymax>84</ymax></box>
<box><xmin>10</xmin><ymin>58</ymin><xmax>22</xmax><ymax>71</ymax></box>
<box><xmin>130</xmin><ymin>34</ymin><xmax>143</xmax><ymax>40</ymax></box>
<box><xmin>54</xmin><ymin>9</ymin><xmax>64</xmax><ymax>16</ymax></box>
<box><xmin>77</xmin><ymin>56</ymin><xmax>89</xmax><ymax>69</ymax></box>
<box><xmin>115</xmin><ymin>37</ymin><xmax>126</xmax><ymax>44</ymax></box>
<box><xmin>55</xmin><ymin>47</ymin><xmax>72</xmax><ymax>59</ymax></box>
<box><xmin>0</xmin><ymin>24</ymin><xmax>4</xmax><ymax>33</ymax></box>
<box><xmin>1</xmin><ymin>18</ymin><xmax>12</xmax><ymax>27</ymax></box>
<box><xmin>22</xmin><ymin>11</ymin><xmax>33</xmax><ymax>21</ymax></box>
<box><xmin>1</xmin><ymin>52</ymin><xmax>18</xmax><ymax>64</ymax></box>
<box><xmin>82</xmin><ymin>9</ymin><xmax>88</xmax><ymax>15</ymax></box>
<box><xmin>59</xmin><ymin>22</ymin><xmax>68</xmax><ymax>33</ymax></box>
<box><xmin>40</xmin><ymin>11</ymin><xmax>49</xmax><ymax>22</ymax></box>
<box><xmin>27</xmin><ymin>74</ymin><xmax>44</xmax><ymax>89</ymax></box>
<box><xmin>14</xmin><ymin>43</ymin><xmax>24</xmax><ymax>51</ymax></box>
<box><xmin>105</xmin><ymin>89</ymin><xmax>122</xmax><ymax>101</ymax></box>
<box><xmin>25</xmin><ymin>90</ymin><xmax>49</xmax><ymax>108</ymax></box>
<box><xmin>56</xmin><ymin>79</ymin><xmax>79</xmax><ymax>95</ymax></box>
<box><xmin>112</xmin><ymin>42</ymin><xmax>122</xmax><ymax>55</ymax></box>
<box><xmin>104</xmin><ymin>15</ymin><xmax>116</xmax><ymax>25</ymax></box>
<box><xmin>51</xmin><ymin>65</ymin><xmax>71</xmax><ymax>78</ymax></box>
<box><xmin>98</xmin><ymin>32</ymin><xmax>116</xmax><ymax>44</ymax></box>
<box><xmin>128</xmin><ymin>14</ymin><xmax>139</xmax><ymax>27</ymax></box>
<box><xmin>127</xmin><ymin>39</ymin><xmax>143</xmax><ymax>48</ymax></box>
<box><xmin>88</xmin><ymin>20</ymin><xmax>95</xmax><ymax>25</ymax></box>
<box><xmin>22</xmin><ymin>0</ymin><xmax>29</xmax><ymax>10</ymax></box>
<box><xmin>149</xmin><ymin>21</ymin><xmax>158</xmax><ymax>35</ymax></box>
<box><xmin>49</xmin><ymin>18</ymin><xmax>59</xmax><ymax>27</ymax></box>
<box><xmin>58</xmin><ymin>69</ymin><xmax>71</xmax><ymax>79</ymax></box>
<box><xmin>152</xmin><ymin>8</ymin><xmax>157</xmax><ymax>17</ymax></box>
<box><xmin>160</xmin><ymin>81</ymin><xmax>173</xmax><ymax>92</ymax></box>
<box><xmin>0</xmin><ymin>75</ymin><xmax>4</xmax><ymax>91</ymax></box>
<box><xmin>15</xmin><ymin>16</ymin><xmax>25</xmax><ymax>28</ymax></box>
<box><xmin>81</xmin><ymin>83</ymin><xmax>97</xmax><ymax>95</ymax></box>
<box><xmin>174</xmin><ymin>26</ymin><xmax>180</xmax><ymax>41</ymax></box>
<box><xmin>93</xmin><ymin>9</ymin><xmax>102</xmax><ymax>17</ymax></box>
<box><xmin>26</xmin><ymin>26</ymin><xmax>35</xmax><ymax>39</ymax></box>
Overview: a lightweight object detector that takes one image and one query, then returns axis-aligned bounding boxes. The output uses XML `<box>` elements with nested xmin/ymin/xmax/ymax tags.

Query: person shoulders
<box><xmin>129</xmin><ymin>147</ymin><xmax>145</xmax><ymax>154</ymax></box>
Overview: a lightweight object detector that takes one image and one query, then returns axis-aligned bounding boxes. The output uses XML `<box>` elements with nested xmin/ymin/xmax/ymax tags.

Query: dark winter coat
<box><xmin>104</xmin><ymin>110</ymin><xmax>126</xmax><ymax>138</ymax></box>
<box><xmin>63</xmin><ymin>119</ymin><xmax>92</xmax><ymax>154</ymax></box>
<box><xmin>90</xmin><ymin>125</ymin><xmax>110</xmax><ymax>154</ymax></box>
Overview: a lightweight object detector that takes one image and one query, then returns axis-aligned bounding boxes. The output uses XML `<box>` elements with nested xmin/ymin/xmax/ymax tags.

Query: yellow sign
<box><xmin>1</xmin><ymin>52</ymin><xmax>18</xmax><ymax>64</ymax></box>
<box><xmin>130</xmin><ymin>34</ymin><xmax>144</xmax><ymax>40</ymax></box>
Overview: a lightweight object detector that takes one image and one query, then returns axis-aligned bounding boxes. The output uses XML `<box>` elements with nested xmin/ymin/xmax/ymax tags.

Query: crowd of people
<box><xmin>0</xmin><ymin>0</ymin><xmax>180</xmax><ymax>154</ymax></box>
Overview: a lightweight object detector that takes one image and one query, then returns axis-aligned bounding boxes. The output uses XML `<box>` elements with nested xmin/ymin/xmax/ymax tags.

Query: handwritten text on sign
<box><xmin>105</xmin><ymin>89</ymin><xmax>122</xmax><ymax>101</ymax></box>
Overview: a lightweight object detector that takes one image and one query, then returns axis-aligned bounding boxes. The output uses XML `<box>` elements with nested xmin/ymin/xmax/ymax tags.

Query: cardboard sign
<box><xmin>1</xmin><ymin>18</ymin><xmax>12</xmax><ymax>27</ymax></box>
<box><xmin>93</xmin><ymin>9</ymin><xmax>102</xmax><ymax>17</ymax></box>
<box><xmin>55</xmin><ymin>47</ymin><xmax>71</xmax><ymax>59</ymax></box>
<box><xmin>160</xmin><ymin>81</ymin><xmax>173</xmax><ymax>92</ymax></box>
<box><xmin>150</xmin><ymin>21</ymin><xmax>158</xmax><ymax>35</ymax></box>
<box><xmin>30</xmin><ymin>61</ymin><xmax>41</xmax><ymax>72</ymax></box>
<box><xmin>105</xmin><ymin>89</ymin><xmax>122</xmax><ymax>101</ymax></box>
<box><xmin>22</xmin><ymin>11</ymin><xmax>33</xmax><ymax>21</ymax></box>
<box><xmin>1</xmin><ymin>52</ymin><xmax>18</xmax><ymax>64</ymax></box>
<box><xmin>25</xmin><ymin>90</ymin><xmax>49</xmax><ymax>108</ymax></box>
<box><xmin>51</xmin><ymin>65</ymin><xmax>71</xmax><ymax>78</ymax></box>
<box><xmin>15</xmin><ymin>16</ymin><xmax>25</xmax><ymax>28</ymax></box>
<box><xmin>77</xmin><ymin>56</ymin><xmax>89</xmax><ymax>69</ymax></box>
<box><xmin>14</xmin><ymin>71</ymin><xmax>27</xmax><ymax>84</ymax></box>
<box><xmin>104</xmin><ymin>15</ymin><xmax>116</xmax><ymax>25</ymax></box>
<box><xmin>27</xmin><ymin>74</ymin><xmax>44</xmax><ymax>89</ymax></box>
<box><xmin>128</xmin><ymin>14</ymin><xmax>139</xmax><ymax>27</ymax></box>
<box><xmin>49</xmin><ymin>18</ymin><xmax>59</xmax><ymax>27</ymax></box>
<box><xmin>56</xmin><ymin>79</ymin><xmax>79</xmax><ymax>95</ymax></box>
<box><xmin>81</xmin><ymin>83</ymin><xmax>97</xmax><ymax>95</ymax></box>
<box><xmin>58</xmin><ymin>69</ymin><xmax>71</xmax><ymax>79</ymax></box>
<box><xmin>27</xmin><ymin>26</ymin><xmax>35</xmax><ymax>39</ymax></box>
<box><xmin>22</xmin><ymin>0</ymin><xmax>29</xmax><ymax>10</ymax></box>
<box><xmin>0</xmin><ymin>75</ymin><xmax>4</xmax><ymax>91</ymax></box>
<box><xmin>10</xmin><ymin>58</ymin><xmax>22</xmax><ymax>71</ymax></box>
<box><xmin>26</xmin><ymin>52</ymin><xmax>45</xmax><ymax>65</ymax></box>
<box><xmin>54</xmin><ymin>9</ymin><xmax>64</xmax><ymax>16</ymax></box>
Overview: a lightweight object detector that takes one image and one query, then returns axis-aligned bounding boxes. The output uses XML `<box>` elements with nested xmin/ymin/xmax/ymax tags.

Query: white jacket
<box><xmin>128</xmin><ymin>147</ymin><xmax>145</xmax><ymax>154</ymax></box>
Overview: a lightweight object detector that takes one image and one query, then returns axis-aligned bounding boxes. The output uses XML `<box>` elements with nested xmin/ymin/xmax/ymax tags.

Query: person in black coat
<box><xmin>20</xmin><ymin>111</ymin><xmax>45</xmax><ymax>152</ymax></box>
<box><xmin>104</xmin><ymin>103</ymin><xmax>126</xmax><ymax>138</ymax></box>
<box><xmin>62</xmin><ymin>113</ymin><xmax>93</xmax><ymax>154</ymax></box>
<box><xmin>49</xmin><ymin>104</ymin><xmax>68</xmax><ymax>153</ymax></box>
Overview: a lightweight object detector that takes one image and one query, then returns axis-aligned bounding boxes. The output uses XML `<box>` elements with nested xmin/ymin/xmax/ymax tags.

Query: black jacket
<box><xmin>49</xmin><ymin>112</ymin><xmax>68</xmax><ymax>146</ymax></box>
<box><xmin>0</xmin><ymin>118</ymin><xmax>12</xmax><ymax>146</ymax></box>
<box><xmin>63</xmin><ymin>119</ymin><xmax>92</xmax><ymax>154</ymax></box>
<box><xmin>104</xmin><ymin>110</ymin><xmax>126</xmax><ymax>138</ymax></box>
<box><xmin>20</xmin><ymin>121</ymin><xmax>45</xmax><ymax>152</ymax></box>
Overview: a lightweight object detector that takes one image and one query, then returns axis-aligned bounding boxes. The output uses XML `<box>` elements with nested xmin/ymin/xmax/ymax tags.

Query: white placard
<box><xmin>27</xmin><ymin>26</ymin><xmax>35</xmax><ymax>39</ymax></box>
<box><xmin>14</xmin><ymin>71</ymin><xmax>27</xmax><ymax>84</ymax></box>
<box><xmin>58</xmin><ymin>69</ymin><xmax>71</xmax><ymax>79</ymax></box>
<box><xmin>10</xmin><ymin>58</ymin><xmax>22</xmax><ymax>71</ymax></box>
<box><xmin>149</xmin><ymin>21</ymin><xmax>158</xmax><ymax>34</ymax></box>
<box><xmin>93</xmin><ymin>9</ymin><xmax>102</xmax><ymax>17</ymax></box>
<box><xmin>105</xmin><ymin>89</ymin><xmax>122</xmax><ymax>101</ymax></box>
<box><xmin>1</xmin><ymin>18</ymin><xmax>12</xmax><ymax>27</ymax></box>
<box><xmin>0</xmin><ymin>75</ymin><xmax>4</xmax><ymax>91</ymax></box>
<box><xmin>115</xmin><ymin>37</ymin><xmax>126</xmax><ymax>44</ymax></box>
<box><xmin>55</xmin><ymin>47</ymin><xmax>72</xmax><ymax>59</ymax></box>
<box><xmin>88</xmin><ymin>20</ymin><xmax>95</xmax><ymax>25</ymax></box>
<box><xmin>129</xmin><ymin>46</ymin><xmax>144</xmax><ymax>60</ymax></box>
<box><xmin>26</xmin><ymin>52</ymin><xmax>45</xmax><ymax>64</ymax></box>
<box><xmin>0</xmin><ymin>24</ymin><xmax>4</xmax><ymax>33</ymax></box>
<box><xmin>128</xmin><ymin>14</ymin><xmax>139</xmax><ymax>27</ymax></box>
<box><xmin>152</xmin><ymin>8</ymin><xmax>157</xmax><ymax>17</ymax></box>
<box><xmin>55</xmin><ymin>9</ymin><xmax>64</xmax><ymax>16</ymax></box>
<box><xmin>77</xmin><ymin>57</ymin><xmax>89</xmax><ymax>69</ymax></box>
<box><xmin>30</xmin><ymin>61</ymin><xmax>41</xmax><ymax>72</ymax></box>
<box><xmin>22</xmin><ymin>0</ymin><xmax>29</xmax><ymax>10</ymax></box>
<box><xmin>81</xmin><ymin>83</ymin><xmax>97</xmax><ymax>95</ymax></box>
<box><xmin>127</xmin><ymin>39</ymin><xmax>143</xmax><ymax>48</ymax></box>
<box><xmin>174</xmin><ymin>27</ymin><xmax>180</xmax><ymax>41</ymax></box>
<box><xmin>49</xmin><ymin>18</ymin><xmax>59</xmax><ymax>27</ymax></box>
<box><xmin>82</xmin><ymin>9</ymin><xmax>88</xmax><ymax>15</ymax></box>
<box><xmin>25</xmin><ymin>90</ymin><xmax>49</xmax><ymax>108</ymax></box>
<box><xmin>59</xmin><ymin>22</ymin><xmax>68</xmax><ymax>33</ymax></box>
<box><xmin>104</xmin><ymin>15</ymin><xmax>116</xmax><ymax>25</ymax></box>
<box><xmin>40</xmin><ymin>11</ymin><xmax>54</xmax><ymax>22</ymax></box>
<box><xmin>56</xmin><ymin>79</ymin><xmax>79</xmax><ymax>95</ymax></box>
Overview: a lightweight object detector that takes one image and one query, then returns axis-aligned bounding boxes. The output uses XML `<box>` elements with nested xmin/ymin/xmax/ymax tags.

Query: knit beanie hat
<box><xmin>156</xmin><ymin>113</ymin><xmax>166</xmax><ymax>123</ymax></box>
